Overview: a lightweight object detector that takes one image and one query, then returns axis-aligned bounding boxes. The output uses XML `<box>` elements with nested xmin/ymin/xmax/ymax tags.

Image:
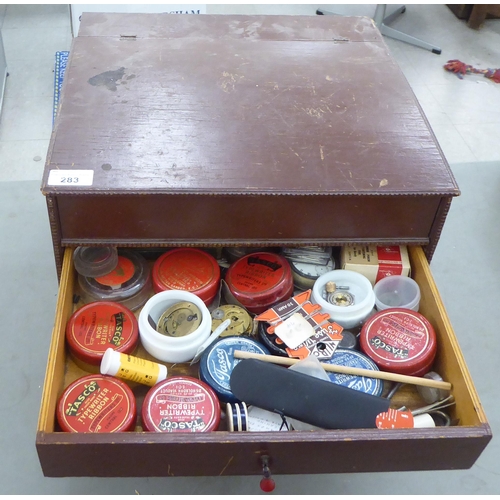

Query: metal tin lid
<box><xmin>73</xmin><ymin>246</ymin><xmax>119</xmax><ymax>278</ymax></box>
<box><xmin>78</xmin><ymin>250</ymin><xmax>151</xmax><ymax>311</ymax></box>
<box><xmin>225</xmin><ymin>252</ymin><xmax>294</xmax><ymax>314</ymax></box>
<box><xmin>199</xmin><ymin>336</ymin><xmax>270</xmax><ymax>403</ymax></box>
<box><xmin>338</xmin><ymin>329</ymin><xmax>359</xmax><ymax>351</ymax></box>
<box><xmin>141</xmin><ymin>376</ymin><xmax>220</xmax><ymax>433</ymax></box>
<box><xmin>66</xmin><ymin>301</ymin><xmax>139</xmax><ymax>366</ymax></box>
<box><xmin>359</xmin><ymin>308</ymin><xmax>437</xmax><ymax>376</ymax></box>
<box><xmin>57</xmin><ymin>374</ymin><xmax>136</xmax><ymax>433</ymax></box>
<box><xmin>152</xmin><ymin>249</ymin><xmax>221</xmax><ymax>305</ymax></box>
<box><xmin>289</xmin><ymin>257</ymin><xmax>335</xmax><ymax>290</ymax></box>
<box><xmin>323</xmin><ymin>348</ymin><xmax>383</xmax><ymax>397</ymax></box>
<box><xmin>211</xmin><ymin>305</ymin><xmax>253</xmax><ymax>337</ymax></box>
<box><xmin>416</xmin><ymin>371</ymin><xmax>450</xmax><ymax>404</ymax></box>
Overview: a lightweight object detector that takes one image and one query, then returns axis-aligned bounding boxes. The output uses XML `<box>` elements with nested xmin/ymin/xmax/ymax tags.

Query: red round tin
<box><xmin>225</xmin><ymin>252</ymin><xmax>294</xmax><ymax>314</ymax></box>
<box><xmin>152</xmin><ymin>249</ymin><xmax>221</xmax><ymax>305</ymax></box>
<box><xmin>66</xmin><ymin>301</ymin><xmax>139</xmax><ymax>367</ymax></box>
<box><xmin>142</xmin><ymin>376</ymin><xmax>220</xmax><ymax>433</ymax></box>
<box><xmin>359</xmin><ymin>308</ymin><xmax>437</xmax><ymax>376</ymax></box>
<box><xmin>57</xmin><ymin>374</ymin><xmax>136</xmax><ymax>433</ymax></box>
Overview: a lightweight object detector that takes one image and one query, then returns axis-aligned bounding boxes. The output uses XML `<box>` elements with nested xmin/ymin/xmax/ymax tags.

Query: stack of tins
<box><xmin>57</xmin><ymin>247</ymin><xmax>439</xmax><ymax>435</ymax></box>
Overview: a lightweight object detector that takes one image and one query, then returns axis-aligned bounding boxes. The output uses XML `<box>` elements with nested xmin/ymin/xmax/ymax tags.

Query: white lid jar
<box><xmin>138</xmin><ymin>290</ymin><xmax>212</xmax><ymax>363</ymax></box>
<box><xmin>312</xmin><ymin>269</ymin><xmax>375</xmax><ymax>329</ymax></box>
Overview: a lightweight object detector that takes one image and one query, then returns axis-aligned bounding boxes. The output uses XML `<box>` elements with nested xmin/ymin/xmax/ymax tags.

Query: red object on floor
<box><xmin>444</xmin><ymin>59</ymin><xmax>500</xmax><ymax>83</ymax></box>
<box><xmin>485</xmin><ymin>68</ymin><xmax>500</xmax><ymax>83</ymax></box>
<box><xmin>443</xmin><ymin>59</ymin><xmax>473</xmax><ymax>78</ymax></box>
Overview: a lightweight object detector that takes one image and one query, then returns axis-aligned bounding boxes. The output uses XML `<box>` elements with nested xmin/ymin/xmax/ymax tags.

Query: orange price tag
<box><xmin>376</xmin><ymin>408</ymin><xmax>415</xmax><ymax>429</ymax></box>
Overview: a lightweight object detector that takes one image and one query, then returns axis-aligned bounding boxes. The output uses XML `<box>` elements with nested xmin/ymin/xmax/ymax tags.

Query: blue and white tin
<box><xmin>199</xmin><ymin>336</ymin><xmax>270</xmax><ymax>403</ymax></box>
<box><xmin>323</xmin><ymin>348</ymin><xmax>383</xmax><ymax>397</ymax></box>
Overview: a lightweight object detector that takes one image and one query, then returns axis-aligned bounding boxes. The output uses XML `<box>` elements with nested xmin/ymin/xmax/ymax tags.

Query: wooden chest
<box><xmin>37</xmin><ymin>13</ymin><xmax>490</xmax><ymax>477</ymax></box>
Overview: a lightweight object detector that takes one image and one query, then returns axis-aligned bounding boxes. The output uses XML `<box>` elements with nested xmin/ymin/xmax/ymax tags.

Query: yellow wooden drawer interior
<box><xmin>36</xmin><ymin>246</ymin><xmax>491</xmax><ymax>477</ymax></box>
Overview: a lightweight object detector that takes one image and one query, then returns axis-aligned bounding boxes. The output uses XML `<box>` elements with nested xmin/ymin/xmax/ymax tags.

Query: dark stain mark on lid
<box><xmin>88</xmin><ymin>67</ymin><xmax>126</xmax><ymax>91</ymax></box>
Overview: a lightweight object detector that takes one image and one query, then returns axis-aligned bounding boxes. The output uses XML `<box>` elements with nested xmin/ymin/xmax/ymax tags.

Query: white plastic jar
<box><xmin>138</xmin><ymin>290</ymin><xmax>212</xmax><ymax>363</ymax></box>
<box><xmin>312</xmin><ymin>269</ymin><xmax>375</xmax><ymax>329</ymax></box>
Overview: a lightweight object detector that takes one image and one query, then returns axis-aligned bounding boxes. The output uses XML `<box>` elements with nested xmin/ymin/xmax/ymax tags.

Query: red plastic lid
<box><xmin>57</xmin><ymin>374</ymin><xmax>136</xmax><ymax>433</ymax></box>
<box><xmin>66</xmin><ymin>301</ymin><xmax>139</xmax><ymax>365</ymax></box>
<box><xmin>152</xmin><ymin>249</ymin><xmax>221</xmax><ymax>305</ymax></box>
<box><xmin>95</xmin><ymin>256</ymin><xmax>136</xmax><ymax>287</ymax></box>
<box><xmin>359</xmin><ymin>308</ymin><xmax>437</xmax><ymax>376</ymax></box>
<box><xmin>142</xmin><ymin>376</ymin><xmax>221</xmax><ymax>433</ymax></box>
<box><xmin>225</xmin><ymin>252</ymin><xmax>293</xmax><ymax>313</ymax></box>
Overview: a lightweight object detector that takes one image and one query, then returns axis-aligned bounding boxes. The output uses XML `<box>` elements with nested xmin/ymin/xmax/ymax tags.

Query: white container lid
<box><xmin>312</xmin><ymin>269</ymin><xmax>375</xmax><ymax>329</ymax></box>
<box><xmin>373</xmin><ymin>275</ymin><xmax>420</xmax><ymax>312</ymax></box>
<box><xmin>139</xmin><ymin>290</ymin><xmax>212</xmax><ymax>363</ymax></box>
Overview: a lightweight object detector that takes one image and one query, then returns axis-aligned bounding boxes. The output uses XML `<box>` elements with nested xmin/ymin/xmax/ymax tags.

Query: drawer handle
<box><xmin>260</xmin><ymin>455</ymin><xmax>276</xmax><ymax>493</ymax></box>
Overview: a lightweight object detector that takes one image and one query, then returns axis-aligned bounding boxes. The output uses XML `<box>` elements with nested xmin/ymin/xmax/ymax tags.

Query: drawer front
<box><xmin>56</xmin><ymin>194</ymin><xmax>441</xmax><ymax>246</ymax></box>
<box><xmin>36</xmin><ymin>246</ymin><xmax>491</xmax><ymax>477</ymax></box>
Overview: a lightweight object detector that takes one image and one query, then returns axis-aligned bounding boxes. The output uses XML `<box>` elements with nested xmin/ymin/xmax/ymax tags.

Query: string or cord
<box><xmin>273</xmin><ymin>410</ymin><xmax>290</xmax><ymax>431</ymax></box>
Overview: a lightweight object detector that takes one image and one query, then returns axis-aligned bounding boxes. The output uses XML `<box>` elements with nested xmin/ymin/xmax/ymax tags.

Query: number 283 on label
<box><xmin>47</xmin><ymin>170</ymin><xmax>94</xmax><ymax>186</ymax></box>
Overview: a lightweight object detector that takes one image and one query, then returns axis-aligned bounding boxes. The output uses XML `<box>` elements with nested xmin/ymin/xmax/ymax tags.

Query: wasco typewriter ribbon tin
<box><xmin>142</xmin><ymin>376</ymin><xmax>220</xmax><ymax>433</ymax></box>
<box><xmin>57</xmin><ymin>374</ymin><xmax>136</xmax><ymax>433</ymax></box>
<box><xmin>359</xmin><ymin>308</ymin><xmax>437</xmax><ymax>377</ymax></box>
<box><xmin>66</xmin><ymin>301</ymin><xmax>139</xmax><ymax>371</ymax></box>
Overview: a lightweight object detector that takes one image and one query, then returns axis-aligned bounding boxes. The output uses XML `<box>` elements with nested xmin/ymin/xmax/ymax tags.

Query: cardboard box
<box><xmin>340</xmin><ymin>245</ymin><xmax>411</xmax><ymax>285</ymax></box>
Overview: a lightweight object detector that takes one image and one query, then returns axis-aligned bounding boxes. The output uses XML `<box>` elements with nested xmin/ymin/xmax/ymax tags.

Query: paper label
<box><xmin>376</xmin><ymin>408</ymin><xmax>414</xmax><ymax>429</ymax></box>
<box><xmin>95</xmin><ymin>256</ymin><xmax>134</xmax><ymax>287</ymax></box>
<box><xmin>376</xmin><ymin>246</ymin><xmax>404</xmax><ymax>282</ymax></box>
<box><xmin>116</xmin><ymin>353</ymin><xmax>161</xmax><ymax>387</ymax></box>
<box><xmin>255</xmin><ymin>290</ymin><xmax>312</xmax><ymax>323</ymax></box>
<box><xmin>274</xmin><ymin>313</ymin><xmax>315</xmax><ymax>349</ymax></box>
<box><xmin>341</xmin><ymin>245</ymin><xmax>410</xmax><ymax>285</ymax></box>
<box><xmin>247</xmin><ymin>407</ymin><xmax>290</xmax><ymax>432</ymax></box>
<box><xmin>286</xmin><ymin>323</ymin><xmax>343</xmax><ymax>360</ymax></box>
<box><xmin>272</xmin><ymin>304</ymin><xmax>326</xmax><ymax>334</ymax></box>
<box><xmin>47</xmin><ymin>169</ymin><xmax>94</xmax><ymax>186</ymax></box>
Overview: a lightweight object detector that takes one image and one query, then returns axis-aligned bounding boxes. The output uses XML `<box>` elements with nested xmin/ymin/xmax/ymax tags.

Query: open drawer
<box><xmin>36</xmin><ymin>246</ymin><xmax>491</xmax><ymax>477</ymax></box>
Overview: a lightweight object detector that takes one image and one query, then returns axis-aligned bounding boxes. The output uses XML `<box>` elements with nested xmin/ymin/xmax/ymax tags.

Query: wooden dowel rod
<box><xmin>233</xmin><ymin>351</ymin><xmax>452</xmax><ymax>391</ymax></box>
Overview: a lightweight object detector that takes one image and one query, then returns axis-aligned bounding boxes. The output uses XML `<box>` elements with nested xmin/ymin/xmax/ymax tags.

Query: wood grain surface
<box><xmin>42</xmin><ymin>15</ymin><xmax>458</xmax><ymax>196</ymax></box>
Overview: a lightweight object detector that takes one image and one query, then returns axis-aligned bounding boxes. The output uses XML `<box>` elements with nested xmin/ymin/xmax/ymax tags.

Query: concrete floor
<box><xmin>0</xmin><ymin>3</ymin><xmax>499</xmax><ymax>494</ymax></box>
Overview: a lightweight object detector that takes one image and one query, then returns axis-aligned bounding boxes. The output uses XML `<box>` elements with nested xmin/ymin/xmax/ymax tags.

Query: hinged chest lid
<box><xmin>41</xmin><ymin>14</ymin><xmax>459</xmax><ymax>258</ymax></box>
